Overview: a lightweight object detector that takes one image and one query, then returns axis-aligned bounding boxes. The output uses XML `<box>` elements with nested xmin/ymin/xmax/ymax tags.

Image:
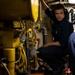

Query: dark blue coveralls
<box><xmin>68</xmin><ymin>32</ymin><xmax>75</xmax><ymax>75</ymax></box>
<box><xmin>38</xmin><ymin>8</ymin><xmax>73</xmax><ymax>71</ymax></box>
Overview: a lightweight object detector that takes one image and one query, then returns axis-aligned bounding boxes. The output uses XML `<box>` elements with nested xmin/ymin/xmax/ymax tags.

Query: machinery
<box><xmin>0</xmin><ymin>0</ymin><xmax>39</xmax><ymax>22</ymax></box>
<box><xmin>0</xmin><ymin>0</ymin><xmax>42</xmax><ymax>75</ymax></box>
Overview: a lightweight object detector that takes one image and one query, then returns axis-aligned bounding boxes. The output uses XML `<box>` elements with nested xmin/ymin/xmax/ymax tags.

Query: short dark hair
<box><xmin>54</xmin><ymin>3</ymin><xmax>65</xmax><ymax>11</ymax></box>
<box><xmin>52</xmin><ymin>4</ymin><xmax>69</xmax><ymax>19</ymax></box>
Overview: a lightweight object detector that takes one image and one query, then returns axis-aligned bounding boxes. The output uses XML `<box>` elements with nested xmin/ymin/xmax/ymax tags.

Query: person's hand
<box><xmin>44</xmin><ymin>43</ymin><xmax>51</xmax><ymax>47</ymax></box>
<box><xmin>44</xmin><ymin>42</ymin><xmax>61</xmax><ymax>47</ymax></box>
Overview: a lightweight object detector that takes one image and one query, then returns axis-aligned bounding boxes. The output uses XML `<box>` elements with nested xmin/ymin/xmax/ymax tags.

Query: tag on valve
<box><xmin>66</xmin><ymin>68</ymin><xmax>71</xmax><ymax>75</ymax></box>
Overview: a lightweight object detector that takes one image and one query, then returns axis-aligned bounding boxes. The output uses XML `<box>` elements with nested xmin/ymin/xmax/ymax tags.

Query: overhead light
<box><xmin>69</xmin><ymin>0</ymin><xmax>75</xmax><ymax>4</ymax></box>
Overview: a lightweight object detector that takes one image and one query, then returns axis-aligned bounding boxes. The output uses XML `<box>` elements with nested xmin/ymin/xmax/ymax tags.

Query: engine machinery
<box><xmin>0</xmin><ymin>0</ymin><xmax>39</xmax><ymax>22</ymax></box>
<box><xmin>0</xmin><ymin>0</ymin><xmax>41</xmax><ymax>75</ymax></box>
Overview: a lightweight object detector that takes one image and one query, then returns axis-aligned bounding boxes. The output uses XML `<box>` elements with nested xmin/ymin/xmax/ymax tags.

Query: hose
<box><xmin>15</xmin><ymin>43</ymin><xmax>27</xmax><ymax>73</ymax></box>
<box><xmin>1</xmin><ymin>62</ymin><xmax>11</xmax><ymax>75</ymax></box>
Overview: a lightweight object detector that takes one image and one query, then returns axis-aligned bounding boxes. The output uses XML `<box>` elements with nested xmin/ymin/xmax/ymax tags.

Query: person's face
<box><xmin>55</xmin><ymin>9</ymin><xmax>65</xmax><ymax>21</ymax></box>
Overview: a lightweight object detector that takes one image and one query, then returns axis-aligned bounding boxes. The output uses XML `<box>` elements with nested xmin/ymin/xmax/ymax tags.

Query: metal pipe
<box><xmin>41</xmin><ymin>26</ymin><xmax>47</xmax><ymax>45</ymax></box>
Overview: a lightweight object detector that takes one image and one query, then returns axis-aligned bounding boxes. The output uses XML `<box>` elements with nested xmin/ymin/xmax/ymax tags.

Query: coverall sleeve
<box><xmin>45</xmin><ymin>8</ymin><xmax>55</xmax><ymax>20</ymax></box>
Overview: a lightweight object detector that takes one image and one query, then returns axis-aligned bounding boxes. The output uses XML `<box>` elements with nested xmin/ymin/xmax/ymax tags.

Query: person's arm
<box><xmin>40</xmin><ymin>0</ymin><xmax>49</xmax><ymax>11</ymax></box>
<box><xmin>44</xmin><ymin>41</ymin><xmax>61</xmax><ymax>47</ymax></box>
<box><xmin>40</xmin><ymin>0</ymin><xmax>55</xmax><ymax>20</ymax></box>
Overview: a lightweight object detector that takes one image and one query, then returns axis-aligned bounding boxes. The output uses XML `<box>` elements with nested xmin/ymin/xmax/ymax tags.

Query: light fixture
<box><xmin>69</xmin><ymin>0</ymin><xmax>75</xmax><ymax>4</ymax></box>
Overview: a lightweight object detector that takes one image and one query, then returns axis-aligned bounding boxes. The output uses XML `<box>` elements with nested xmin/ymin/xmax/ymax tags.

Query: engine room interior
<box><xmin>0</xmin><ymin>0</ymin><xmax>75</xmax><ymax>75</ymax></box>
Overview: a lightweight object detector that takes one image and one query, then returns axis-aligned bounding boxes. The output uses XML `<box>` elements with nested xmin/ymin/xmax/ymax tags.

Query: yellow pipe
<box><xmin>4</xmin><ymin>48</ymin><xmax>15</xmax><ymax>75</ymax></box>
